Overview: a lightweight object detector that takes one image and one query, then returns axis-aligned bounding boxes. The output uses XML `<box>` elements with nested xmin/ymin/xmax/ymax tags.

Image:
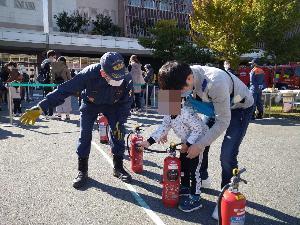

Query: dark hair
<box><xmin>57</xmin><ymin>56</ymin><xmax>66</xmax><ymax>64</ymax></box>
<box><xmin>5</xmin><ymin>61</ymin><xmax>17</xmax><ymax>68</ymax></box>
<box><xmin>47</xmin><ymin>50</ymin><xmax>56</xmax><ymax>58</ymax></box>
<box><xmin>158</xmin><ymin>61</ymin><xmax>192</xmax><ymax>90</ymax></box>
<box><xmin>130</xmin><ymin>55</ymin><xmax>140</xmax><ymax>64</ymax></box>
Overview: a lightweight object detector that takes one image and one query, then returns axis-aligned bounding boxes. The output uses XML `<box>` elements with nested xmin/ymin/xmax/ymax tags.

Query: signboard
<box><xmin>14</xmin><ymin>0</ymin><xmax>36</xmax><ymax>10</ymax></box>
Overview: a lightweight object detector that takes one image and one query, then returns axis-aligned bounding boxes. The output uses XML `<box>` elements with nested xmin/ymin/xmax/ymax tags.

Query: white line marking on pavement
<box><xmin>91</xmin><ymin>141</ymin><xmax>166</xmax><ymax>225</ymax></box>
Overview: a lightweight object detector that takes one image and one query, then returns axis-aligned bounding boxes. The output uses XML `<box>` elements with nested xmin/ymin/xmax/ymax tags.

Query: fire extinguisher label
<box><xmin>168</xmin><ymin>163</ymin><xmax>178</xmax><ymax>170</ymax></box>
<box><xmin>99</xmin><ymin>124</ymin><xmax>106</xmax><ymax>134</ymax></box>
<box><xmin>230</xmin><ymin>215</ymin><xmax>245</xmax><ymax>225</ymax></box>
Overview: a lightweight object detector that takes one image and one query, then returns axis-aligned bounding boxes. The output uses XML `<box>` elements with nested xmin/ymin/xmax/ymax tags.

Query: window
<box><xmin>160</xmin><ymin>1</ymin><xmax>172</xmax><ymax>11</ymax></box>
<box><xmin>0</xmin><ymin>0</ymin><xmax>6</xmax><ymax>6</ymax></box>
<box><xmin>129</xmin><ymin>0</ymin><xmax>141</xmax><ymax>7</ymax></box>
<box><xmin>143</xmin><ymin>0</ymin><xmax>155</xmax><ymax>9</ymax></box>
<box><xmin>14</xmin><ymin>0</ymin><xmax>36</xmax><ymax>10</ymax></box>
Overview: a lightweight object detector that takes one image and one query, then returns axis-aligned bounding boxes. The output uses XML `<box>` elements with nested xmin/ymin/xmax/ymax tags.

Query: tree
<box><xmin>190</xmin><ymin>0</ymin><xmax>255</xmax><ymax>68</ymax></box>
<box><xmin>175</xmin><ymin>43</ymin><xmax>216</xmax><ymax>64</ymax></box>
<box><xmin>138</xmin><ymin>19</ymin><xmax>189</xmax><ymax>62</ymax></box>
<box><xmin>190</xmin><ymin>0</ymin><xmax>300</xmax><ymax>66</ymax></box>
<box><xmin>70</xmin><ymin>10</ymin><xmax>90</xmax><ymax>34</ymax></box>
<box><xmin>54</xmin><ymin>10</ymin><xmax>90</xmax><ymax>34</ymax></box>
<box><xmin>53</xmin><ymin>11</ymin><xmax>73</xmax><ymax>33</ymax></box>
<box><xmin>91</xmin><ymin>14</ymin><xmax>122</xmax><ymax>36</ymax></box>
<box><xmin>251</xmin><ymin>0</ymin><xmax>300</xmax><ymax>63</ymax></box>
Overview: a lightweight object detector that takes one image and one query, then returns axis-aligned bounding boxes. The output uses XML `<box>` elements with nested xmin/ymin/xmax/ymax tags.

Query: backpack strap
<box><xmin>223</xmin><ymin>70</ymin><xmax>234</xmax><ymax>100</ymax></box>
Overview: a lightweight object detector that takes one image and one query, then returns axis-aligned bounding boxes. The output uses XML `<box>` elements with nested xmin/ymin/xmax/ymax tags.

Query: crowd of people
<box><xmin>0</xmin><ymin>51</ymin><xmax>157</xmax><ymax>118</ymax></box>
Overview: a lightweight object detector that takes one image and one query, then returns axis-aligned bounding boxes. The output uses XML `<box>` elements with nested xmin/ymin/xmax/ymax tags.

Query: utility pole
<box><xmin>43</xmin><ymin>0</ymin><xmax>50</xmax><ymax>51</ymax></box>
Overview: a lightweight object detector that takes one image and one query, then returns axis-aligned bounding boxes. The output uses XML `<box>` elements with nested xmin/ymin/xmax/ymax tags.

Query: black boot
<box><xmin>113</xmin><ymin>155</ymin><xmax>132</xmax><ymax>183</ymax></box>
<box><xmin>73</xmin><ymin>157</ymin><xmax>89</xmax><ymax>189</ymax></box>
<box><xmin>256</xmin><ymin>112</ymin><xmax>263</xmax><ymax>119</ymax></box>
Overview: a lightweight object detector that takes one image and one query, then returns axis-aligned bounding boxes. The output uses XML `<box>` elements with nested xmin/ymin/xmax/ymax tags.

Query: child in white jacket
<box><xmin>10</xmin><ymin>85</ymin><xmax>22</xmax><ymax>116</ymax></box>
<box><xmin>140</xmin><ymin>104</ymin><xmax>208</xmax><ymax>212</ymax></box>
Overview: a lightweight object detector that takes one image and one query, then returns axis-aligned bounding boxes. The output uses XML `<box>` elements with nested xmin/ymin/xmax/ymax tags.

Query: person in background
<box><xmin>6</xmin><ymin>65</ymin><xmax>23</xmax><ymax>116</ymax></box>
<box><xmin>0</xmin><ymin>75</ymin><xmax>4</xmax><ymax>111</ymax></box>
<box><xmin>143</xmin><ymin>64</ymin><xmax>154</xmax><ymax>106</ymax></box>
<box><xmin>224</xmin><ymin>60</ymin><xmax>237</xmax><ymax>76</ymax></box>
<box><xmin>11</xmin><ymin>80</ymin><xmax>22</xmax><ymax>116</ymax></box>
<box><xmin>39</xmin><ymin>50</ymin><xmax>57</xmax><ymax>118</ymax></box>
<box><xmin>0</xmin><ymin>64</ymin><xmax>9</xmax><ymax>106</ymax></box>
<box><xmin>249</xmin><ymin>58</ymin><xmax>265</xmax><ymax>119</ymax></box>
<box><xmin>70</xmin><ymin>69</ymin><xmax>77</xmax><ymax>78</ymax></box>
<box><xmin>51</xmin><ymin>56</ymin><xmax>72</xmax><ymax>120</ymax></box>
<box><xmin>21</xmin><ymin>67</ymin><xmax>31</xmax><ymax>102</ymax></box>
<box><xmin>129</xmin><ymin>55</ymin><xmax>145</xmax><ymax>112</ymax></box>
<box><xmin>6</xmin><ymin>62</ymin><xmax>20</xmax><ymax>83</ymax></box>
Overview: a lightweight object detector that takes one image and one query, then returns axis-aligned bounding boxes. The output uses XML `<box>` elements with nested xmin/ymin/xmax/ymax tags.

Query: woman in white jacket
<box><xmin>129</xmin><ymin>55</ymin><xmax>145</xmax><ymax>111</ymax></box>
<box><xmin>52</xmin><ymin>56</ymin><xmax>72</xmax><ymax>120</ymax></box>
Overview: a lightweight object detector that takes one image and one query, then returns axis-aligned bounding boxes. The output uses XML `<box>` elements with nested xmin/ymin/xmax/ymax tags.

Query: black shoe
<box><xmin>73</xmin><ymin>157</ymin><xmax>89</xmax><ymax>189</ymax></box>
<box><xmin>113</xmin><ymin>155</ymin><xmax>132</xmax><ymax>183</ymax></box>
<box><xmin>73</xmin><ymin>171</ymin><xmax>88</xmax><ymax>189</ymax></box>
<box><xmin>256</xmin><ymin>113</ymin><xmax>263</xmax><ymax>119</ymax></box>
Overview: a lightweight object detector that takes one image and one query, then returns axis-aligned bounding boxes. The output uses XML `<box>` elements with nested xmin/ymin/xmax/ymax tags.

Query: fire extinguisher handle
<box><xmin>239</xmin><ymin>168</ymin><xmax>246</xmax><ymax>174</ymax></box>
<box><xmin>232</xmin><ymin>168</ymin><xmax>246</xmax><ymax>176</ymax></box>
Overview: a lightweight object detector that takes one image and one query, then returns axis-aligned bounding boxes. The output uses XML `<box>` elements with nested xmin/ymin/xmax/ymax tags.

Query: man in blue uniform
<box><xmin>20</xmin><ymin>52</ymin><xmax>133</xmax><ymax>188</ymax></box>
<box><xmin>249</xmin><ymin>58</ymin><xmax>265</xmax><ymax>119</ymax></box>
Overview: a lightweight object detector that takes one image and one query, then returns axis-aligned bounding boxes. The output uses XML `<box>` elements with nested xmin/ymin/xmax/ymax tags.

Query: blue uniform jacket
<box><xmin>39</xmin><ymin>63</ymin><xmax>133</xmax><ymax>120</ymax></box>
<box><xmin>249</xmin><ymin>67</ymin><xmax>265</xmax><ymax>93</ymax></box>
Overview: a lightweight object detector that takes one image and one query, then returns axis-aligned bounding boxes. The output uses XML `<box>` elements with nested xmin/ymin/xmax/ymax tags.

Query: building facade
<box><xmin>0</xmin><ymin>0</ymin><xmax>192</xmax><ymax>66</ymax></box>
<box><xmin>122</xmin><ymin>0</ymin><xmax>192</xmax><ymax>38</ymax></box>
<box><xmin>0</xmin><ymin>0</ymin><xmax>192</xmax><ymax>37</ymax></box>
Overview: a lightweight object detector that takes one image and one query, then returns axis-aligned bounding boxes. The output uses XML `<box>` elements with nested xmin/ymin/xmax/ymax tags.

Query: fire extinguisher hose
<box><xmin>125</xmin><ymin>134</ymin><xmax>181</xmax><ymax>155</ymax></box>
<box><xmin>217</xmin><ymin>183</ymin><xmax>230</xmax><ymax>225</ymax></box>
<box><xmin>126</xmin><ymin>131</ymin><xmax>134</xmax><ymax>158</ymax></box>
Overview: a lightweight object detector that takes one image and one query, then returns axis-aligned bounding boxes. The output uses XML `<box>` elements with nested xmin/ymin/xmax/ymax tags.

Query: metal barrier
<box><xmin>133</xmin><ymin>83</ymin><xmax>158</xmax><ymax>114</ymax></box>
<box><xmin>7</xmin><ymin>82</ymin><xmax>58</xmax><ymax>125</ymax></box>
<box><xmin>6</xmin><ymin>82</ymin><xmax>159</xmax><ymax>124</ymax></box>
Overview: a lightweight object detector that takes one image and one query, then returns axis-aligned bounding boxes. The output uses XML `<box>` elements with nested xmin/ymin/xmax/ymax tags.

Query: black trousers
<box><xmin>180</xmin><ymin>152</ymin><xmax>204</xmax><ymax>195</ymax></box>
<box><xmin>44</xmin><ymin>87</ymin><xmax>53</xmax><ymax>116</ymax></box>
<box><xmin>13</xmin><ymin>98</ymin><xmax>22</xmax><ymax>114</ymax></box>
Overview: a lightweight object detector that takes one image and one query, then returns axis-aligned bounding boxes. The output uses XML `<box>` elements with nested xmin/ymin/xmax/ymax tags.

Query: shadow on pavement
<box><xmin>136</xmin><ymin>169</ymin><xmax>162</xmax><ymax>183</ymax></box>
<box><xmin>78</xmin><ymin>177</ymin><xmax>217</xmax><ymax>225</ymax></box>
<box><xmin>203</xmin><ymin>189</ymin><xmax>300</xmax><ymax>225</ymax></box>
<box><xmin>250</xmin><ymin>118</ymin><xmax>300</xmax><ymax>126</ymax></box>
<box><xmin>77</xmin><ymin>177</ymin><xmax>299</xmax><ymax>225</ymax></box>
<box><xmin>143</xmin><ymin>159</ymin><xmax>163</xmax><ymax>169</ymax></box>
<box><xmin>0</xmin><ymin>127</ymin><xmax>25</xmax><ymax>139</ymax></box>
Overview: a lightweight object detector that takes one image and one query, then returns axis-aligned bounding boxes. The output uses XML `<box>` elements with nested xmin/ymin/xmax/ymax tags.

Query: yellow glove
<box><xmin>20</xmin><ymin>106</ymin><xmax>43</xmax><ymax>125</ymax></box>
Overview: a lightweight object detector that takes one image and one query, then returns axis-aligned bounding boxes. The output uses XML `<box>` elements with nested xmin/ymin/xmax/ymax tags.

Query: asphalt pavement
<box><xmin>0</xmin><ymin>96</ymin><xmax>300</xmax><ymax>225</ymax></box>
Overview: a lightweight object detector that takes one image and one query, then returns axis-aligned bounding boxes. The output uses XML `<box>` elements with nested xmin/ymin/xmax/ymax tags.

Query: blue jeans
<box><xmin>77</xmin><ymin>102</ymin><xmax>127</xmax><ymax>159</ymax></box>
<box><xmin>220</xmin><ymin>105</ymin><xmax>253</xmax><ymax>188</ymax></box>
<box><xmin>252</xmin><ymin>91</ymin><xmax>264</xmax><ymax>115</ymax></box>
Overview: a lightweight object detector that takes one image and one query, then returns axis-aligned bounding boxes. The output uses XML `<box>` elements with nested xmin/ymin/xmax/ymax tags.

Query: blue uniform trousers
<box><xmin>77</xmin><ymin>102</ymin><xmax>127</xmax><ymax>159</ymax></box>
<box><xmin>220</xmin><ymin>105</ymin><xmax>253</xmax><ymax>188</ymax></box>
<box><xmin>252</xmin><ymin>91</ymin><xmax>264</xmax><ymax>115</ymax></box>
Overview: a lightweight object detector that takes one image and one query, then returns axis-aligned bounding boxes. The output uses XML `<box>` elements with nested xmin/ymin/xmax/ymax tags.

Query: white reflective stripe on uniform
<box><xmin>195</xmin><ymin>152</ymin><xmax>204</xmax><ymax>195</ymax></box>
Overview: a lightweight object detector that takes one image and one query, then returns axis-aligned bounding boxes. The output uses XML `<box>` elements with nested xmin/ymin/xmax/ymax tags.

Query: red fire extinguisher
<box><xmin>127</xmin><ymin>125</ymin><xmax>144</xmax><ymax>173</ymax></box>
<box><xmin>218</xmin><ymin>168</ymin><xmax>247</xmax><ymax>225</ymax></box>
<box><xmin>98</xmin><ymin>114</ymin><xmax>109</xmax><ymax>144</ymax></box>
<box><xmin>162</xmin><ymin>142</ymin><xmax>182</xmax><ymax>208</ymax></box>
